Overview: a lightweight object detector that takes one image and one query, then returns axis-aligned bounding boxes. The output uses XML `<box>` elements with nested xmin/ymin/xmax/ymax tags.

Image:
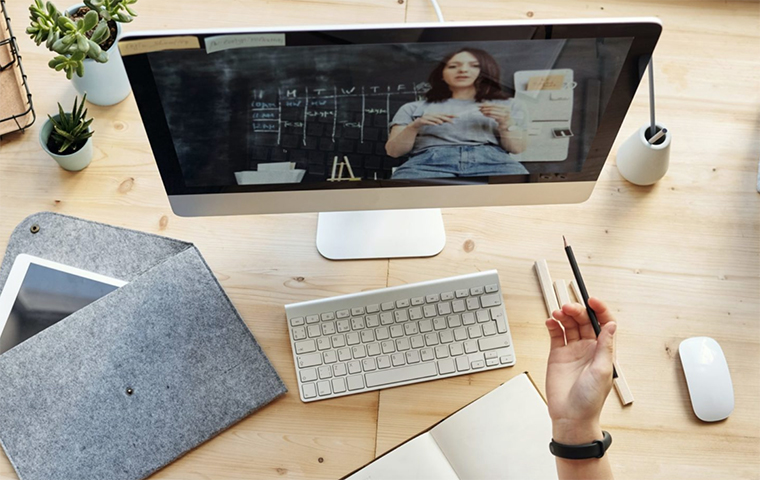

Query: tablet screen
<box><xmin>0</xmin><ymin>263</ymin><xmax>120</xmax><ymax>354</ymax></box>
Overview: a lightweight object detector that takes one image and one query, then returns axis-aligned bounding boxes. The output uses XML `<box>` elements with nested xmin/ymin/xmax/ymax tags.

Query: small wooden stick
<box><xmin>534</xmin><ymin>260</ymin><xmax>560</xmax><ymax>317</ymax></box>
<box><xmin>612</xmin><ymin>361</ymin><xmax>634</xmax><ymax>406</ymax></box>
<box><xmin>569</xmin><ymin>279</ymin><xmax>584</xmax><ymax>306</ymax></box>
<box><xmin>554</xmin><ymin>279</ymin><xmax>571</xmax><ymax>307</ymax></box>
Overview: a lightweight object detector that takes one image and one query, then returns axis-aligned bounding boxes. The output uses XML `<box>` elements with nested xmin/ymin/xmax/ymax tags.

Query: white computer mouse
<box><xmin>678</xmin><ymin>337</ymin><xmax>734</xmax><ymax>422</ymax></box>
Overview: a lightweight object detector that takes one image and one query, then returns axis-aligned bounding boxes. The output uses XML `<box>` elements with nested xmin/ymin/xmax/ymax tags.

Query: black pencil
<box><xmin>563</xmin><ymin>235</ymin><xmax>618</xmax><ymax>379</ymax></box>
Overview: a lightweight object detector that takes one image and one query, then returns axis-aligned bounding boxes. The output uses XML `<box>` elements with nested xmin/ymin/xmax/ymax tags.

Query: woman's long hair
<box><xmin>425</xmin><ymin>48</ymin><xmax>509</xmax><ymax>103</ymax></box>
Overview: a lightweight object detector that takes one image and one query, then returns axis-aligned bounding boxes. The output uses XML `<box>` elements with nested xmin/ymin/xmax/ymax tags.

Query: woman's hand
<box><xmin>545</xmin><ymin>297</ymin><xmax>617</xmax><ymax>444</ymax></box>
<box><xmin>479</xmin><ymin>103</ymin><xmax>514</xmax><ymax>130</ymax></box>
<box><xmin>410</xmin><ymin>113</ymin><xmax>456</xmax><ymax>128</ymax></box>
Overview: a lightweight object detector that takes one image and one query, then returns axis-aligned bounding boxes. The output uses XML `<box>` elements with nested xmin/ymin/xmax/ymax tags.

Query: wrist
<box><xmin>552</xmin><ymin>419</ymin><xmax>603</xmax><ymax>444</ymax></box>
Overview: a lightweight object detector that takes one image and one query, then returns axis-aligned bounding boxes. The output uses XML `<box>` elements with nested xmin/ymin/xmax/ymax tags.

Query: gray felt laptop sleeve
<box><xmin>0</xmin><ymin>212</ymin><xmax>287</xmax><ymax>480</ymax></box>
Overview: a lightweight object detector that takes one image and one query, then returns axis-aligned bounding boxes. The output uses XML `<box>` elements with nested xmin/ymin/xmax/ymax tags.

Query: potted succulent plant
<box><xmin>26</xmin><ymin>0</ymin><xmax>138</xmax><ymax>106</ymax></box>
<box><xmin>39</xmin><ymin>95</ymin><xmax>94</xmax><ymax>171</ymax></box>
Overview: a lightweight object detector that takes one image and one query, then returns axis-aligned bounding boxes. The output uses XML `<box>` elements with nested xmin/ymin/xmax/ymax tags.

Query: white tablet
<box><xmin>0</xmin><ymin>254</ymin><xmax>127</xmax><ymax>355</ymax></box>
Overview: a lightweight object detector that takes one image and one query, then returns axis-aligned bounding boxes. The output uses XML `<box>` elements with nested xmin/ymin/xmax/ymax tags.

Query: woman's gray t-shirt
<box><xmin>390</xmin><ymin>98</ymin><xmax>529</xmax><ymax>154</ymax></box>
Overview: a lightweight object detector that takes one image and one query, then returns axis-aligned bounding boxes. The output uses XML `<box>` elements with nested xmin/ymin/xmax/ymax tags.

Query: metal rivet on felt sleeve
<box><xmin>30</xmin><ymin>224</ymin><xmax>40</xmax><ymax>234</ymax></box>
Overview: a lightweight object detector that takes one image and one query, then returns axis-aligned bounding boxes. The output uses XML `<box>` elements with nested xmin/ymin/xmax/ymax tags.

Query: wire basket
<box><xmin>0</xmin><ymin>0</ymin><xmax>35</xmax><ymax>137</ymax></box>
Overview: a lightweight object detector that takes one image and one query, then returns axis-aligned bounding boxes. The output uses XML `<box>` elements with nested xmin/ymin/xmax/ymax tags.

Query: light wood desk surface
<box><xmin>1</xmin><ymin>0</ymin><xmax>759</xmax><ymax>478</ymax></box>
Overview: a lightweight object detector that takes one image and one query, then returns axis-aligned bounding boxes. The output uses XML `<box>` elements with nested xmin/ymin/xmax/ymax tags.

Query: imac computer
<box><xmin>119</xmin><ymin>19</ymin><xmax>661</xmax><ymax>259</ymax></box>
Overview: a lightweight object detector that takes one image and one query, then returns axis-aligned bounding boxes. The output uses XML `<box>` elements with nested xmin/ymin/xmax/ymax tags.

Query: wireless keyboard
<box><xmin>285</xmin><ymin>270</ymin><xmax>515</xmax><ymax>402</ymax></box>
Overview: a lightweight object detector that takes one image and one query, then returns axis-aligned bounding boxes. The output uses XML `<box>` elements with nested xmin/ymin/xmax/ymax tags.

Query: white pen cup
<box><xmin>616</xmin><ymin>123</ymin><xmax>671</xmax><ymax>186</ymax></box>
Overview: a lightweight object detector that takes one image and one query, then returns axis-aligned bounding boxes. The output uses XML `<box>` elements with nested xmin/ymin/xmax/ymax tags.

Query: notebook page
<box><xmin>430</xmin><ymin>374</ymin><xmax>558</xmax><ymax>480</ymax></box>
<box><xmin>344</xmin><ymin>432</ymin><xmax>460</xmax><ymax>480</ymax></box>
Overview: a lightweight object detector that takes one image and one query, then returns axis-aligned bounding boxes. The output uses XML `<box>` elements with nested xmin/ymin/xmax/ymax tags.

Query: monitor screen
<box><xmin>121</xmin><ymin>20</ymin><xmax>660</xmax><ymax>210</ymax></box>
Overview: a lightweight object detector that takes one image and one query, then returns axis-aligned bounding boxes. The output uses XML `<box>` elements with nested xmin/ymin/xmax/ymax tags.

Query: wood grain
<box><xmin>0</xmin><ymin>0</ymin><xmax>758</xmax><ymax>479</ymax></box>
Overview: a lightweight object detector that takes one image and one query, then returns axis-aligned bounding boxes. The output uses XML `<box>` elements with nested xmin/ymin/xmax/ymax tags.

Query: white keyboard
<box><xmin>285</xmin><ymin>270</ymin><xmax>515</xmax><ymax>402</ymax></box>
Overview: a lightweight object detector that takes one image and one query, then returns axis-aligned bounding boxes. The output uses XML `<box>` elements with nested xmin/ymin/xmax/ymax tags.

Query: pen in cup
<box><xmin>648</xmin><ymin>128</ymin><xmax>667</xmax><ymax>145</ymax></box>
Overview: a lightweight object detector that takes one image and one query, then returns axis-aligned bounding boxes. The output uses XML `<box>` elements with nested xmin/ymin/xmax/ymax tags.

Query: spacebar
<box><xmin>365</xmin><ymin>362</ymin><xmax>438</xmax><ymax>388</ymax></box>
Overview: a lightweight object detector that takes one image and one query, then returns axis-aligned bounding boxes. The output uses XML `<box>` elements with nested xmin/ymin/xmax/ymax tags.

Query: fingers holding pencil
<box><xmin>587</xmin><ymin>297</ymin><xmax>616</xmax><ymax>326</ymax></box>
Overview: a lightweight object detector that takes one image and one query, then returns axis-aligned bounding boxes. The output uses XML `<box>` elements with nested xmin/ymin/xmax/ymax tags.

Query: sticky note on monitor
<box><xmin>526</xmin><ymin>74</ymin><xmax>564</xmax><ymax>91</ymax></box>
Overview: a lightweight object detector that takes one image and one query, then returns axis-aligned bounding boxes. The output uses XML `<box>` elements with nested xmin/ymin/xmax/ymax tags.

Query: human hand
<box><xmin>545</xmin><ymin>297</ymin><xmax>617</xmax><ymax>443</ymax></box>
<box><xmin>479</xmin><ymin>103</ymin><xmax>513</xmax><ymax>130</ymax></box>
<box><xmin>410</xmin><ymin>113</ymin><xmax>456</xmax><ymax>128</ymax></box>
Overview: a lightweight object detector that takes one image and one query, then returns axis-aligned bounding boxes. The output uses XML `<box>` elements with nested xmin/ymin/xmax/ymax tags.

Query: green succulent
<box><xmin>48</xmin><ymin>95</ymin><xmax>94</xmax><ymax>154</ymax></box>
<box><xmin>26</xmin><ymin>0</ymin><xmax>138</xmax><ymax>78</ymax></box>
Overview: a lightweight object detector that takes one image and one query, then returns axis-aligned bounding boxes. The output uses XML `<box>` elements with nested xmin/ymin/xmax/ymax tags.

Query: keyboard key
<box><xmin>390</xmin><ymin>325</ymin><xmax>404</xmax><ymax>338</ymax></box>
<box><xmin>347</xmin><ymin>375</ymin><xmax>364</xmax><ymax>391</ymax></box>
<box><xmin>332</xmin><ymin>377</ymin><xmax>347</xmax><ymax>394</ymax></box>
<box><xmin>375</xmin><ymin>327</ymin><xmax>390</xmax><ymax>341</ymax></box>
<box><xmin>366</xmin><ymin>304</ymin><xmax>380</xmax><ymax>313</ymax></box>
<box><xmin>452</xmin><ymin>300</ymin><xmax>466</xmax><ymax>313</ymax></box>
<box><xmin>366</xmin><ymin>314</ymin><xmax>380</xmax><ymax>328</ymax></box>
<box><xmin>486</xmin><ymin>358</ymin><xmax>499</xmax><ymax>367</ymax></box>
<box><xmin>439</xmin><ymin>330</ymin><xmax>454</xmax><ymax>344</ymax></box>
<box><xmin>351</xmin><ymin>306</ymin><xmax>365</xmax><ymax>316</ymax></box>
<box><xmin>352</xmin><ymin>345</ymin><xmax>367</xmax><ymax>359</ymax></box>
<box><xmin>307</xmin><ymin>325</ymin><xmax>321</xmax><ymax>338</ymax></box>
<box><xmin>365</xmin><ymin>362</ymin><xmax>437</xmax><ymax>387</ymax></box>
<box><xmin>466</xmin><ymin>298</ymin><xmax>480</xmax><ymax>311</ymax></box>
<box><xmin>456</xmin><ymin>356</ymin><xmax>470</xmax><ymax>372</ymax></box>
<box><xmin>318</xmin><ymin>382</ymin><xmax>332</xmax><ymax>397</ymax></box>
<box><xmin>321</xmin><ymin>312</ymin><xmax>335</xmax><ymax>321</ymax></box>
<box><xmin>318</xmin><ymin>366</ymin><xmax>333</xmax><ymax>379</ymax></box>
<box><xmin>394</xmin><ymin>310</ymin><xmax>409</xmax><ymax>323</ymax></box>
<box><xmin>302</xmin><ymin>383</ymin><xmax>317</xmax><ymax>399</ymax></box>
<box><xmin>437</xmin><ymin>302</ymin><xmax>452</xmax><ymax>315</ymax></box>
<box><xmin>404</xmin><ymin>322</ymin><xmax>419</xmax><ymax>336</ymax></box>
<box><xmin>454</xmin><ymin>328</ymin><xmax>467</xmax><ymax>341</ymax></box>
<box><xmin>468</xmin><ymin>325</ymin><xmax>482</xmax><ymax>339</ymax></box>
<box><xmin>381</xmin><ymin>302</ymin><xmax>394</xmax><ymax>311</ymax></box>
<box><xmin>476</xmin><ymin>311</ymin><xmax>490</xmax><ymax>323</ymax></box>
<box><xmin>435</xmin><ymin>345</ymin><xmax>449</xmax><ymax>359</ymax></box>
<box><xmin>396</xmin><ymin>299</ymin><xmax>410</xmax><ymax>308</ymax></box>
<box><xmin>479</xmin><ymin>335</ymin><xmax>511</xmax><ymax>351</ymax></box>
<box><xmin>295</xmin><ymin>340</ymin><xmax>316</xmax><ymax>354</ymax></box>
<box><xmin>367</xmin><ymin>343</ymin><xmax>381</xmax><ymax>356</ymax></box>
<box><xmin>391</xmin><ymin>353</ymin><xmax>406</xmax><ymax>367</ymax></box>
<box><xmin>455</xmin><ymin>289</ymin><xmax>468</xmax><ymax>298</ymax></box>
<box><xmin>426</xmin><ymin>294</ymin><xmax>440</xmax><ymax>303</ymax></box>
<box><xmin>338</xmin><ymin>348</ymin><xmax>351</xmax><ymax>362</ymax></box>
<box><xmin>437</xmin><ymin>358</ymin><xmax>456</xmax><ymax>375</ymax></box>
<box><xmin>411</xmin><ymin>335</ymin><xmax>424</xmax><ymax>349</ymax></box>
<box><xmin>471</xmin><ymin>359</ymin><xmax>485</xmax><ymax>369</ymax></box>
<box><xmin>381</xmin><ymin>340</ymin><xmax>395</xmax><ymax>354</ymax></box>
<box><xmin>306</xmin><ymin>315</ymin><xmax>320</xmax><ymax>324</ymax></box>
<box><xmin>411</xmin><ymin>297</ymin><xmax>425</xmax><ymax>306</ymax></box>
<box><xmin>409</xmin><ymin>307</ymin><xmax>423</xmax><ymax>320</ymax></box>
<box><xmin>331</xmin><ymin>335</ymin><xmax>346</xmax><ymax>348</ymax></box>
<box><xmin>322</xmin><ymin>322</ymin><xmax>336</xmax><ymax>336</ymax></box>
<box><xmin>485</xmin><ymin>351</ymin><xmax>498</xmax><ymax>360</ymax></box>
<box><xmin>348</xmin><ymin>360</ymin><xmax>362</xmax><ymax>374</ymax></box>
<box><xmin>298</xmin><ymin>352</ymin><xmax>322</xmax><ymax>368</ymax></box>
<box><xmin>290</xmin><ymin>317</ymin><xmax>305</xmax><ymax>327</ymax></box>
<box><xmin>323</xmin><ymin>351</ymin><xmax>338</xmax><ymax>364</ymax></box>
<box><xmin>500</xmin><ymin>354</ymin><xmax>515</xmax><ymax>364</ymax></box>
<box><xmin>406</xmin><ymin>350</ymin><xmax>421</xmax><ymax>364</ymax></box>
<box><xmin>423</xmin><ymin>305</ymin><xmax>437</xmax><ymax>318</ymax></box>
<box><xmin>441</xmin><ymin>292</ymin><xmax>455</xmax><ymax>301</ymax></box>
<box><xmin>449</xmin><ymin>343</ymin><xmax>464</xmax><ymax>356</ymax></box>
<box><xmin>491</xmin><ymin>308</ymin><xmax>508</xmax><ymax>333</ymax></box>
<box><xmin>292</xmin><ymin>326</ymin><xmax>307</xmax><ymax>341</ymax></box>
<box><xmin>336</xmin><ymin>309</ymin><xmax>350</xmax><ymax>319</ymax></box>
<box><xmin>300</xmin><ymin>368</ymin><xmax>318</xmax><ymax>382</ymax></box>
<box><xmin>346</xmin><ymin>332</ymin><xmax>360</xmax><ymax>345</ymax></box>
<box><xmin>480</xmin><ymin>293</ymin><xmax>502</xmax><ymax>308</ymax></box>
<box><xmin>362</xmin><ymin>358</ymin><xmax>377</xmax><ymax>371</ymax></box>
<box><xmin>420</xmin><ymin>347</ymin><xmax>435</xmax><ymax>362</ymax></box>
<box><xmin>377</xmin><ymin>355</ymin><xmax>391</xmax><ymax>369</ymax></box>
<box><xmin>361</xmin><ymin>330</ymin><xmax>374</xmax><ymax>343</ymax></box>
<box><xmin>470</xmin><ymin>286</ymin><xmax>485</xmax><ymax>296</ymax></box>
<box><xmin>483</xmin><ymin>323</ymin><xmax>497</xmax><ymax>336</ymax></box>
<box><xmin>396</xmin><ymin>337</ymin><xmax>411</xmax><ymax>351</ymax></box>
<box><xmin>380</xmin><ymin>312</ymin><xmax>394</xmax><ymax>325</ymax></box>
<box><xmin>333</xmin><ymin>363</ymin><xmax>348</xmax><ymax>376</ymax></box>
<box><xmin>464</xmin><ymin>340</ymin><xmax>478</xmax><ymax>354</ymax></box>
<box><xmin>336</xmin><ymin>319</ymin><xmax>350</xmax><ymax>333</ymax></box>
<box><xmin>447</xmin><ymin>315</ymin><xmax>461</xmax><ymax>328</ymax></box>
<box><xmin>317</xmin><ymin>337</ymin><xmax>331</xmax><ymax>351</ymax></box>
<box><xmin>419</xmin><ymin>319</ymin><xmax>433</xmax><ymax>333</ymax></box>
<box><xmin>433</xmin><ymin>317</ymin><xmax>447</xmax><ymax>331</ymax></box>
<box><xmin>424</xmin><ymin>333</ymin><xmax>439</xmax><ymax>346</ymax></box>
<box><xmin>351</xmin><ymin>317</ymin><xmax>366</xmax><ymax>330</ymax></box>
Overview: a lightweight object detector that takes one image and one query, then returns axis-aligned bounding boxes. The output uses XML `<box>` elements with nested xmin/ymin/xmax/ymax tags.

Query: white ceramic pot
<box><xmin>616</xmin><ymin>123</ymin><xmax>671</xmax><ymax>186</ymax></box>
<box><xmin>40</xmin><ymin>116</ymin><xmax>93</xmax><ymax>171</ymax></box>
<box><xmin>68</xmin><ymin>5</ymin><xmax>131</xmax><ymax>106</ymax></box>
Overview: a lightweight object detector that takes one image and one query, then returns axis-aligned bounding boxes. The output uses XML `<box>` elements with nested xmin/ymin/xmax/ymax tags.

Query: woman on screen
<box><xmin>386</xmin><ymin>47</ymin><xmax>529</xmax><ymax>179</ymax></box>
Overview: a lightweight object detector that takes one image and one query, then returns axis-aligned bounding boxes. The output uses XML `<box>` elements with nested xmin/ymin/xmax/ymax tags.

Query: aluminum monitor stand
<box><xmin>316</xmin><ymin>209</ymin><xmax>446</xmax><ymax>260</ymax></box>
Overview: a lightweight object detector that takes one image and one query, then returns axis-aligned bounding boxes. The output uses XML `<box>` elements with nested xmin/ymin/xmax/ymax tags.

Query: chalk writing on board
<box><xmin>250</xmin><ymin>83</ymin><xmax>431</xmax><ymax>143</ymax></box>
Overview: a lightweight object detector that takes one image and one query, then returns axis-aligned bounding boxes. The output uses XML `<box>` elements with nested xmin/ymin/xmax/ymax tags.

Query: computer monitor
<box><xmin>119</xmin><ymin>18</ymin><xmax>661</xmax><ymax>259</ymax></box>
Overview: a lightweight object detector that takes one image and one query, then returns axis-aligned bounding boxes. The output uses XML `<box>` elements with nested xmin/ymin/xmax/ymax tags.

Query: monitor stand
<box><xmin>316</xmin><ymin>209</ymin><xmax>446</xmax><ymax>260</ymax></box>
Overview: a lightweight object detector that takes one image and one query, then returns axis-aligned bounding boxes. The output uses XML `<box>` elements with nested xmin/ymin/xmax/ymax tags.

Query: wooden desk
<box><xmin>1</xmin><ymin>1</ymin><xmax>758</xmax><ymax>478</ymax></box>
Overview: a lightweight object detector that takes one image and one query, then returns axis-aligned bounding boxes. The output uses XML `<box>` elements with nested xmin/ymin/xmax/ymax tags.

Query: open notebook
<box><xmin>344</xmin><ymin>373</ymin><xmax>558</xmax><ymax>480</ymax></box>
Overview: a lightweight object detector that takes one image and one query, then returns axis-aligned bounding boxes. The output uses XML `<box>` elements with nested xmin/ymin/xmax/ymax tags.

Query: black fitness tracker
<box><xmin>549</xmin><ymin>430</ymin><xmax>612</xmax><ymax>459</ymax></box>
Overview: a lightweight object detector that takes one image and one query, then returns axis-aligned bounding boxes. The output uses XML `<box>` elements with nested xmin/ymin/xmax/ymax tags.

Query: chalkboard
<box><xmin>149</xmin><ymin>37</ymin><xmax>632</xmax><ymax>186</ymax></box>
